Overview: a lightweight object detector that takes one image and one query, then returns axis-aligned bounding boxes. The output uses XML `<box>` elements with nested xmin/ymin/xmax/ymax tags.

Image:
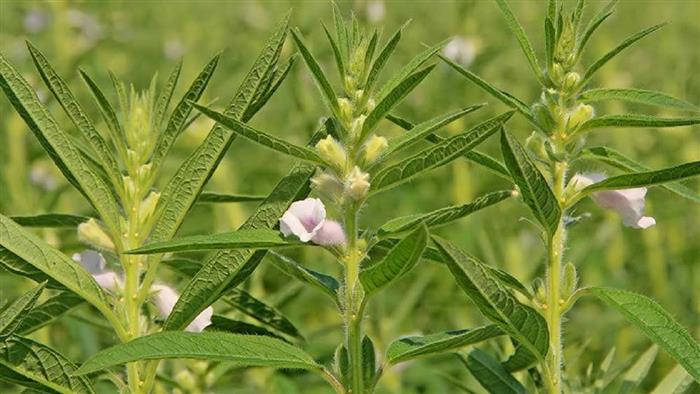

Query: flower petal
<box><xmin>311</xmin><ymin>220</ymin><xmax>347</xmax><ymax>246</ymax></box>
<box><xmin>280</xmin><ymin>198</ymin><xmax>327</xmax><ymax>242</ymax></box>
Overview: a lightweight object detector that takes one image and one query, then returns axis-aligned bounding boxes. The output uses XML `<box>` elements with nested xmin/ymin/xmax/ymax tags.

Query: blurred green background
<box><xmin>1</xmin><ymin>0</ymin><xmax>698</xmax><ymax>392</ymax></box>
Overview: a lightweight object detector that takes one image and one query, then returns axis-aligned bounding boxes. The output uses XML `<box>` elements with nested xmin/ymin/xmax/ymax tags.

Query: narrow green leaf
<box><xmin>589</xmin><ymin>287</ymin><xmax>700</xmax><ymax>380</ymax></box>
<box><xmin>581</xmin><ymin>161</ymin><xmax>700</xmax><ymax>195</ymax></box>
<box><xmin>207</xmin><ymin>315</ymin><xmax>286</xmax><ymax>340</ymax></box>
<box><xmin>494</xmin><ymin>0</ymin><xmax>543</xmax><ymax>82</ymax></box>
<box><xmin>16</xmin><ymin>292</ymin><xmax>84</xmax><ymax>335</ymax></box>
<box><xmin>193</xmin><ymin>103</ymin><xmax>323</xmax><ymax>163</ymax></box>
<box><xmin>154</xmin><ymin>59</ymin><xmax>182</xmax><ymax>130</ymax></box>
<box><xmin>365</xmin><ymin>22</ymin><xmax>406</xmax><ymax>93</ymax></box>
<box><xmin>197</xmin><ymin>192</ymin><xmax>266</xmax><ymax>203</ymax></box>
<box><xmin>244</xmin><ymin>54</ymin><xmax>297</xmax><ymax>120</ymax></box>
<box><xmin>75</xmin><ymin>332</ymin><xmax>319</xmax><ymax>375</ymax></box>
<box><xmin>583</xmin><ymin>24</ymin><xmax>664</xmax><ymax>84</ymax></box>
<box><xmin>459</xmin><ymin>349</ymin><xmax>527</xmax><ymax>394</ymax></box>
<box><xmin>578</xmin><ymin>114</ymin><xmax>700</xmax><ymax>132</ymax></box>
<box><xmin>291</xmin><ymin>28</ymin><xmax>340</xmax><ymax>117</ymax></box>
<box><xmin>0</xmin><ymin>282</ymin><xmax>45</xmax><ymax>338</ymax></box>
<box><xmin>364</xmin><ymin>29</ymin><xmax>379</xmax><ymax>69</ymax></box>
<box><xmin>0</xmin><ymin>54</ymin><xmax>122</xmax><ymax>234</ymax></box>
<box><xmin>434</xmin><ymin>237</ymin><xmax>549</xmax><ymax>362</ymax></box>
<box><xmin>78</xmin><ymin>69</ymin><xmax>127</xmax><ymax>154</ymax></box>
<box><xmin>0</xmin><ymin>336</ymin><xmax>95</xmax><ymax>394</ymax></box>
<box><xmin>650</xmin><ymin>363</ymin><xmax>694</xmax><ymax>394</ymax></box>
<box><xmin>361</xmin><ymin>65</ymin><xmax>436</xmax><ymax>140</ymax></box>
<box><xmin>620</xmin><ymin>345</ymin><xmax>658</xmax><ymax>394</ymax></box>
<box><xmin>362</xmin><ymin>336</ymin><xmax>377</xmax><ymax>389</ymax></box>
<box><xmin>580</xmin><ymin>146</ymin><xmax>700</xmax><ymax>203</ymax></box>
<box><xmin>225</xmin><ymin>289</ymin><xmax>303</xmax><ymax>340</ymax></box>
<box><xmin>379</xmin><ymin>190</ymin><xmax>512</xmax><ymax>237</ymax></box>
<box><xmin>487</xmin><ymin>267</ymin><xmax>534</xmax><ymax>301</ymax></box>
<box><xmin>151</xmin><ymin>54</ymin><xmax>221</xmax><ymax>170</ymax></box>
<box><xmin>371</xmin><ymin>116</ymin><xmax>503</xmax><ymax>193</ymax></box>
<box><xmin>322</xmin><ymin>23</ymin><xmax>345</xmax><ymax>78</ymax></box>
<box><xmin>502</xmin><ymin>344</ymin><xmax>537</xmax><ymax>372</ymax></box>
<box><xmin>544</xmin><ymin>18</ymin><xmax>555</xmax><ymax>67</ymax></box>
<box><xmin>268</xmin><ymin>251</ymin><xmax>339</xmax><ymax>301</ymax></box>
<box><xmin>387</xmin><ymin>325</ymin><xmax>503</xmax><ymax>365</ymax></box>
<box><xmin>577</xmin><ymin>0</ymin><xmax>617</xmax><ymax>55</ymax></box>
<box><xmin>332</xmin><ymin>3</ymin><xmax>349</xmax><ymax>64</ymax></box>
<box><xmin>572</xmin><ymin>0</ymin><xmax>586</xmax><ymax>32</ymax></box>
<box><xmin>375</xmin><ymin>37</ymin><xmax>445</xmax><ymax>101</ymax></box>
<box><xmin>360</xmin><ymin>224</ymin><xmax>427</xmax><ymax>295</ymax></box>
<box><xmin>579</xmin><ymin>88</ymin><xmax>698</xmax><ymax>111</ymax></box>
<box><xmin>10</xmin><ymin>213</ymin><xmax>90</xmax><ymax>228</ymax></box>
<box><xmin>500</xmin><ymin>129</ymin><xmax>561</xmax><ymax>235</ymax></box>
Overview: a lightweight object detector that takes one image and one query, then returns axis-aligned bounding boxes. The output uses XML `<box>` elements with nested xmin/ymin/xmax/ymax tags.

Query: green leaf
<box><xmin>332</xmin><ymin>4</ymin><xmax>349</xmax><ymax>64</ymax></box>
<box><xmin>290</xmin><ymin>28</ymin><xmax>340</xmax><ymax>118</ymax></box>
<box><xmin>225</xmin><ymin>289</ymin><xmax>303</xmax><ymax>340</ymax></box>
<box><xmin>487</xmin><ymin>267</ymin><xmax>534</xmax><ymax>301</ymax></box>
<box><xmin>74</xmin><ymin>332</ymin><xmax>320</xmax><ymax>375</ymax></box>
<box><xmin>360</xmin><ymin>224</ymin><xmax>428</xmax><ymax>295</ymax></box>
<box><xmin>580</xmin><ymin>146</ymin><xmax>700</xmax><ymax>203</ymax></box>
<box><xmin>151</xmin><ymin>53</ymin><xmax>221</xmax><ymax>171</ymax></box>
<box><xmin>544</xmin><ymin>18</ymin><xmax>555</xmax><ymax>67</ymax></box>
<box><xmin>371</xmin><ymin>116</ymin><xmax>503</xmax><ymax>194</ymax></box>
<box><xmin>581</xmin><ymin>161</ymin><xmax>700</xmax><ymax>195</ymax></box>
<box><xmin>0</xmin><ymin>282</ymin><xmax>45</xmax><ymax>338</ymax></box>
<box><xmin>382</xmin><ymin>104</ymin><xmax>485</xmax><ymax>160</ymax></box>
<box><xmin>322</xmin><ymin>23</ymin><xmax>345</xmax><ymax>78</ymax></box>
<box><xmin>148</xmin><ymin>12</ymin><xmax>290</xmax><ymax>245</ymax></box>
<box><xmin>197</xmin><ymin>192</ymin><xmax>266</xmax><ymax>203</ymax></box>
<box><xmin>361</xmin><ymin>65</ymin><xmax>436</xmax><ymax>141</ymax></box>
<box><xmin>153</xmin><ymin>59</ymin><xmax>182</xmax><ymax>130</ymax></box>
<box><xmin>78</xmin><ymin>69</ymin><xmax>127</xmax><ymax>155</ymax></box>
<box><xmin>578</xmin><ymin>114</ymin><xmax>700</xmax><ymax>132</ymax></box>
<box><xmin>192</xmin><ymin>103</ymin><xmax>323</xmax><ymax>163</ymax></box>
<box><xmin>582</xmin><ymin>24</ymin><xmax>664</xmax><ymax>84</ymax></box>
<box><xmin>362</xmin><ymin>336</ymin><xmax>376</xmax><ymax>389</ymax></box>
<box><xmin>365</xmin><ymin>22</ymin><xmax>406</xmax><ymax>93</ymax></box>
<box><xmin>650</xmin><ymin>363</ymin><xmax>694</xmax><ymax>394</ymax></box>
<box><xmin>378</xmin><ymin>190</ymin><xmax>512</xmax><ymax>237</ymax></box>
<box><xmin>26</xmin><ymin>42</ymin><xmax>122</xmax><ymax>185</ymax></box>
<box><xmin>0</xmin><ymin>54</ymin><xmax>122</xmax><ymax>234</ymax></box>
<box><xmin>433</xmin><ymin>237</ymin><xmax>549</xmax><ymax>362</ymax></box>
<box><xmin>500</xmin><ymin>130</ymin><xmax>561</xmax><ymax>235</ymax></box>
<box><xmin>579</xmin><ymin>88</ymin><xmax>698</xmax><ymax>111</ymax></box>
<box><xmin>10</xmin><ymin>213</ymin><xmax>90</xmax><ymax>228</ymax></box>
<box><xmin>577</xmin><ymin>0</ymin><xmax>617</xmax><ymax>56</ymax></box>
<box><xmin>589</xmin><ymin>287</ymin><xmax>700</xmax><ymax>380</ymax></box>
<box><xmin>244</xmin><ymin>54</ymin><xmax>297</xmax><ymax>120</ymax></box>
<box><xmin>268</xmin><ymin>251</ymin><xmax>339</xmax><ymax>301</ymax></box>
<box><xmin>494</xmin><ymin>0</ymin><xmax>543</xmax><ymax>82</ymax></box>
<box><xmin>502</xmin><ymin>344</ymin><xmax>537</xmax><ymax>372</ymax></box>
<box><xmin>0</xmin><ymin>336</ymin><xmax>94</xmax><ymax>393</ymax></box>
<box><xmin>16</xmin><ymin>292</ymin><xmax>84</xmax><ymax>335</ymax></box>
<box><xmin>386</xmin><ymin>112</ymin><xmax>512</xmax><ymax>180</ymax></box>
<box><xmin>375</xmin><ymin>38</ymin><xmax>445</xmax><ymax>101</ymax></box>
<box><xmin>127</xmin><ymin>228</ymin><xmax>302</xmax><ymax>254</ymax></box>
<box><xmin>620</xmin><ymin>345</ymin><xmax>658</xmax><ymax>394</ymax></box>
<box><xmin>207</xmin><ymin>315</ymin><xmax>286</xmax><ymax>340</ymax></box>
<box><xmin>459</xmin><ymin>349</ymin><xmax>527</xmax><ymax>394</ymax></box>
<box><xmin>386</xmin><ymin>325</ymin><xmax>503</xmax><ymax>365</ymax></box>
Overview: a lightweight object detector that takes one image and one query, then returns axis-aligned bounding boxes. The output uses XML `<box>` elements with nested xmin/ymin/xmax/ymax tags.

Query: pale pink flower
<box><xmin>151</xmin><ymin>284</ymin><xmax>213</xmax><ymax>332</ymax></box>
<box><xmin>571</xmin><ymin>173</ymin><xmax>656</xmax><ymax>229</ymax></box>
<box><xmin>280</xmin><ymin>198</ymin><xmax>346</xmax><ymax>246</ymax></box>
<box><xmin>73</xmin><ymin>250</ymin><xmax>122</xmax><ymax>291</ymax></box>
<box><xmin>311</xmin><ymin>220</ymin><xmax>346</xmax><ymax>246</ymax></box>
<box><xmin>442</xmin><ymin>37</ymin><xmax>477</xmax><ymax>67</ymax></box>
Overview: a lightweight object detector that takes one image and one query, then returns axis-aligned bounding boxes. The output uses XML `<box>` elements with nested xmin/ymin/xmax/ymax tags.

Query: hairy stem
<box><xmin>343</xmin><ymin>204</ymin><xmax>364</xmax><ymax>393</ymax></box>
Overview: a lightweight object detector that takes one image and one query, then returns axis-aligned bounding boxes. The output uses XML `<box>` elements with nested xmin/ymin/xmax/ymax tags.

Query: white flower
<box><xmin>442</xmin><ymin>37</ymin><xmax>477</xmax><ymax>67</ymax></box>
<box><xmin>280</xmin><ymin>198</ymin><xmax>346</xmax><ymax>246</ymax></box>
<box><xmin>366</xmin><ymin>0</ymin><xmax>385</xmax><ymax>23</ymax></box>
<box><xmin>73</xmin><ymin>250</ymin><xmax>122</xmax><ymax>291</ymax></box>
<box><xmin>151</xmin><ymin>284</ymin><xmax>213</xmax><ymax>332</ymax></box>
<box><xmin>571</xmin><ymin>173</ymin><xmax>656</xmax><ymax>229</ymax></box>
<box><xmin>345</xmin><ymin>166</ymin><xmax>370</xmax><ymax>201</ymax></box>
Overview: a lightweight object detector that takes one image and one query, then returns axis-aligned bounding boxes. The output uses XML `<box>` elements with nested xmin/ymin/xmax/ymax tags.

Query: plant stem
<box><xmin>343</xmin><ymin>204</ymin><xmax>364</xmax><ymax>393</ymax></box>
<box><xmin>545</xmin><ymin>160</ymin><xmax>567</xmax><ymax>393</ymax></box>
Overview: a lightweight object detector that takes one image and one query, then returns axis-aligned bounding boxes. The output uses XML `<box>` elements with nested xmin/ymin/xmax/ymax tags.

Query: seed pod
<box><xmin>78</xmin><ymin>218</ymin><xmax>115</xmax><ymax>251</ymax></box>
<box><xmin>316</xmin><ymin>136</ymin><xmax>348</xmax><ymax>170</ymax></box>
<box><xmin>561</xmin><ymin>262</ymin><xmax>578</xmax><ymax>300</ymax></box>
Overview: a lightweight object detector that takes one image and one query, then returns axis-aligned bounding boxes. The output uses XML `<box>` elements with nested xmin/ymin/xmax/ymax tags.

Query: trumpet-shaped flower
<box><xmin>280</xmin><ymin>198</ymin><xmax>346</xmax><ymax>246</ymax></box>
<box><xmin>151</xmin><ymin>284</ymin><xmax>213</xmax><ymax>332</ymax></box>
<box><xmin>571</xmin><ymin>173</ymin><xmax>656</xmax><ymax>229</ymax></box>
<box><xmin>73</xmin><ymin>250</ymin><xmax>122</xmax><ymax>291</ymax></box>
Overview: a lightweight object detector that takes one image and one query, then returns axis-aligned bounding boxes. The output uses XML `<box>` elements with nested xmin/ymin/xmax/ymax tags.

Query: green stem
<box><xmin>343</xmin><ymin>204</ymin><xmax>364</xmax><ymax>393</ymax></box>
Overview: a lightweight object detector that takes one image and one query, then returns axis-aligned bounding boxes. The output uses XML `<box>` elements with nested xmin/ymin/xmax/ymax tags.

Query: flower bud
<box><xmin>344</xmin><ymin>75</ymin><xmax>356</xmax><ymax>94</ymax></box>
<box><xmin>345</xmin><ymin>166</ymin><xmax>370</xmax><ymax>201</ymax></box>
<box><xmin>525</xmin><ymin>132</ymin><xmax>548</xmax><ymax>160</ymax></box>
<box><xmin>316</xmin><ymin>136</ymin><xmax>347</xmax><ymax>170</ymax></box>
<box><xmin>78</xmin><ymin>218</ymin><xmax>115</xmax><ymax>251</ymax></box>
<box><xmin>532</xmin><ymin>103</ymin><xmax>556</xmax><ymax>133</ymax></box>
<box><xmin>561</xmin><ymin>262</ymin><xmax>578</xmax><ymax>301</ymax></box>
<box><xmin>350</xmin><ymin>115</ymin><xmax>366</xmax><ymax>141</ymax></box>
<box><xmin>567</xmin><ymin>104</ymin><xmax>595</xmax><ymax>131</ymax></box>
<box><xmin>311</xmin><ymin>170</ymin><xmax>344</xmax><ymax>201</ymax></box>
<box><xmin>362</xmin><ymin>134</ymin><xmax>388</xmax><ymax>164</ymax></box>
<box><xmin>550</xmin><ymin>63</ymin><xmax>565</xmax><ymax>85</ymax></box>
<box><xmin>338</xmin><ymin>98</ymin><xmax>353</xmax><ymax>124</ymax></box>
<box><xmin>138</xmin><ymin>191</ymin><xmax>160</xmax><ymax>223</ymax></box>
<box><xmin>532</xmin><ymin>277</ymin><xmax>546</xmax><ymax>304</ymax></box>
<box><xmin>353</xmin><ymin>89</ymin><xmax>364</xmax><ymax>103</ymax></box>
<box><xmin>349</xmin><ymin>46</ymin><xmax>366</xmax><ymax>78</ymax></box>
<box><xmin>555</xmin><ymin>19</ymin><xmax>576</xmax><ymax>64</ymax></box>
<box><xmin>563</xmin><ymin>72</ymin><xmax>581</xmax><ymax>92</ymax></box>
<box><xmin>136</xmin><ymin>163</ymin><xmax>152</xmax><ymax>187</ymax></box>
<box><xmin>123</xmin><ymin>175</ymin><xmax>137</xmax><ymax>202</ymax></box>
<box><xmin>175</xmin><ymin>370</ymin><xmax>197</xmax><ymax>391</ymax></box>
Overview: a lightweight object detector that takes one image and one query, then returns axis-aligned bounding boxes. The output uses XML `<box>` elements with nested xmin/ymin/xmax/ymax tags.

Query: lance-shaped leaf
<box><xmin>193</xmin><ymin>103</ymin><xmax>324</xmax><ymax>163</ymax></box>
<box><xmin>197</xmin><ymin>192</ymin><xmax>266</xmax><ymax>203</ymax></box>
<box><xmin>127</xmin><ymin>228</ymin><xmax>302</xmax><ymax>254</ymax></box>
<box><xmin>375</xmin><ymin>38</ymin><xmax>445</xmax><ymax>101</ymax></box>
<box><xmin>544</xmin><ymin>18</ymin><xmax>555</xmax><ymax>67</ymax></box>
<box><xmin>371</xmin><ymin>117</ymin><xmax>503</xmax><ymax>194</ymax></box>
<box><xmin>387</xmin><ymin>325</ymin><xmax>503</xmax><ymax>365</ymax></box>
<box><xmin>74</xmin><ymin>332</ymin><xmax>321</xmax><ymax>375</ymax></box>
<box><xmin>583</xmin><ymin>24</ymin><xmax>664</xmax><ymax>84</ymax></box>
<box><xmin>589</xmin><ymin>287</ymin><xmax>700</xmax><ymax>380</ymax></box>
<box><xmin>291</xmin><ymin>28</ymin><xmax>340</xmax><ymax>118</ymax></box>
<box><xmin>151</xmin><ymin>54</ymin><xmax>221</xmax><ymax>170</ymax></box>
<box><xmin>0</xmin><ymin>214</ymin><xmax>118</xmax><ymax>333</ymax></box>
<box><xmin>433</xmin><ymin>237</ymin><xmax>549</xmax><ymax>362</ymax></box>
<box><xmin>494</xmin><ymin>0</ymin><xmax>543</xmax><ymax>83</ymax></box>
<box><xmin>581</xmin><ymin>161</ymin><xmax>700</xmax><ymax>196</ymax></box>
<box><xmin>225</xmin><ymin>289</ymin><xmax>303</xmax><ymax>340</ymax></box>
<box><xmin>322</xmin><ymin>23</ymin><xmax>345</xmax><ymax>78</ymax></box>
<box><xmin>0</xmin><ymin>282</ymin><xmax>45</xmax><ymax>338</ymax></box>
<box><xmin>0</xmin><ymin>54</ymin><xmax>122</xmax><ymax>234</ymax></box>
<box><xmin>578</xmin><ymin>114</ymin><xmax>700</xmax><ymax>132</ymax></box>
<box><xmin>10</xmin><ymin>213</ymin><xmax>90</xmax><ymax>228</ymax></box>
<box><xmin>16</xmin><ymin>292</ymin><xmax>84</xmax><ymax>335</ymax></box>
<box><xmin>154</xmin><ymin>60</ymin><xmax>182</xmax><ymax>130</ymax></box>
<box><xmin>148</xmin><ymin>13</ymin><xmax>290</xmax><ymax>245</ymax></box>
<box><xmin>502</xmin><ymin>343</ymin><xmax>537</xmax><ymax>372</ymax></box>
<box><xmin>386</xmin><ymin>112</ymin><xmax>512</xmax><ymax>180</ymax></box>
<box><xmin>244</xmin><ymin>55</ymin><xmax>297</xmax><ymax>121</ymax></box>
<box><xmin>577</xmin><ymin>0</ymin><xmax>617</xmax><ymax>55</ymax></box>
<box><xmin>579</xmin><ymin>88</ymin><xmax>699</xmax><ymax>111</ymax></box>
<box><xmin>362</xmin><ymin>336</ymin><xmax>377</xmax><ymax>390</ymax></box>
<box><xmin>359</xmin><ymin>224</ymin><xmax>428</xmax><ymax>295</ymax></box>
<box><xmin>378</xmin><ymin>190</ymin><xmax>512</xmax><ymax>237</ymax></box>
<box><xmin>268</xmin><ymin>252</ymin><xmax>339</xmax><ymax>302</ymax></box>
<box><xmin>365</xmin><ymin>22</ymin><xmax>407</xmax><ymax>93</ymax></box>
<box><xmin>78</xmin><ymin>69</ymin><xmax>127</xmax><ymax>156</ymax></box>
<box><xmin>361</xmin><ymin>65</ymin><xmax>435</xmax><ymax>141</ymax></box>
<box><xmin>500</xmin><ymin>130</ymin><xmax>561</xmax><ymax>236</ymax></box>
<box><xmin>620</xmin><ymin>345</ymin><xmax>658</xmax><ymax>393</ymax></box>
<box><xmin>580</xmin><ymin>146</ymin><xmax>700</xmax><ymax>203</ymax></box>
<box><xmin>459</xmin><ymin>349</ymin><xmax>527</xmax><ymax>394</ymax></box>
<box><xmin>0</xmin><ymin>336</ymin><xmax>95</xmax><ymax>394</ymax></box>
<box><xmin>650</xmin><ymin>363</ymin><xmax>694</xmax><ymax>394</ymax></box>
<box><xmin>207</xmin><ymin>315</ymin><xmax>286</xmax><ymax>341</ymax></box>
<box><xmin>26</xmin><ymin>42</ymin><xmax>122</xmax><ymax>185</ymax></box>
